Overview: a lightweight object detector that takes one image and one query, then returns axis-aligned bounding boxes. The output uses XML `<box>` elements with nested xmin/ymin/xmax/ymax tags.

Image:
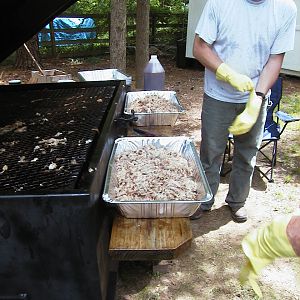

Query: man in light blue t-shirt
<box><xmin>190</xmin><ymin>0</ymin><xmax>297</xmax><ymax>222</ymax></box>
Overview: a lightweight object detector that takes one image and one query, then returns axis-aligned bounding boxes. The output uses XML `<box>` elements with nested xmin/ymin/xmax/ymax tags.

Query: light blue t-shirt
<box><xmin>195</xmin><ymin>0</ymin><xmax>297</xmax><ymax>103</ymax></box>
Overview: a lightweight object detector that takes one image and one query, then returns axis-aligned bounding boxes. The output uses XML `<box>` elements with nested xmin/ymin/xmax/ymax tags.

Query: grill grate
<box><xmin>0</xmin><ymin>85</ymin><xmax>117</xmax><ymax>193</ymax></box>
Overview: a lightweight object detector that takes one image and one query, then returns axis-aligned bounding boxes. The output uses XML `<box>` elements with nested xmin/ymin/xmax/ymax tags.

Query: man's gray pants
<box><xmin>200</xmin><ymin>93</ymin><xmax>267</xmax><ymax>210</ymax></box>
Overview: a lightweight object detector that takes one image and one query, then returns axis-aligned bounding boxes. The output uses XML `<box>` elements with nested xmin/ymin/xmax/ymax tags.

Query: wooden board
<box><xmin>29</xmin><ymin>69</ymin><xmax>72</xmax><ymax>83</ymax></box>
<box><xmin>109</xmin><ymin>215</ymin><xmax>192</xmax><ymax>261</ymax></box>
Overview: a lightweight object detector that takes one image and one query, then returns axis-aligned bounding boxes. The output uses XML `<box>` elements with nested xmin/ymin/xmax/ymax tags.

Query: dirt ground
<box><xmin>1</xmin><ymin>55</ymin><xmax>300</xmax><ymax>300</ymax></box>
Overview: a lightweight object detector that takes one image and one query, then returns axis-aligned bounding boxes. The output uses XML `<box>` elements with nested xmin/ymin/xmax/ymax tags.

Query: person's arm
<box><xmin>193</xmin><ymin>35</ymin><xmax>254</xmax><ymax>92</ymax></box>
<box><xmin>229</xmin><ymin>53</ymin><xmax>285</xmax><ymax>136</ymax></box>
<box><xmin>193</xmin><ymin>34</ymin><xmax>222</xmax><ymax>72</ymax></box>
<box><xmin>287</xmin><ymin>215</ymin><xmax>300</xmax><ymax>256</ymax></box>
<box><xmin>255</xmin><ymin>53</ymin><xmax>285</xmax><ymax>96</ymax></box>
<box><xmin>240</xmin><ymin>211</ymin><xmax>300</xmax><ymax>298</ymax></box>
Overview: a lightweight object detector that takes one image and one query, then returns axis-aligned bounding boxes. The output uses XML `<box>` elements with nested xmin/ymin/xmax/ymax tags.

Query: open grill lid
<box><xmin>0</xmin><ymin>0</ymin><xmax>77</xmax><ymax>63</ymax></box>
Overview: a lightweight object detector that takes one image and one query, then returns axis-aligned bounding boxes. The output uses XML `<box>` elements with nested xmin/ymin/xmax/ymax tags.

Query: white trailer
<box><xmin>186</xmin><ymin>0</ymin><xmax>300</xmax><ymax>76</ymax></box>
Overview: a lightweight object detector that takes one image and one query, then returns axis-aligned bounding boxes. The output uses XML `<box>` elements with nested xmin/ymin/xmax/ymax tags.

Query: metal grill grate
<box><xmin>0</xmin><ymin>84</ymin><xmax>116</xmax><ymax>193</ymax></box>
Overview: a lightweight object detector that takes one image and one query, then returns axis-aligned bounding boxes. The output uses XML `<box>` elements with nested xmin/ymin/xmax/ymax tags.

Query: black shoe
<box><xmin>190</xmin><ymin>207</ymin><xmax>211</xmax><ymax>220</ymax></box>
<box><xmin>229</xmin><ymin>206</ymin><xmax>248</xmax><ymax>223</ymax></box>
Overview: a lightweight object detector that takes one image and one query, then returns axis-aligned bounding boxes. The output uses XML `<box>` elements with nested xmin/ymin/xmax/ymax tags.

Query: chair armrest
<box><xmin>276</xmin><ymin>111</ymin><xmax>300</xmax><ymax>123</ymax></box>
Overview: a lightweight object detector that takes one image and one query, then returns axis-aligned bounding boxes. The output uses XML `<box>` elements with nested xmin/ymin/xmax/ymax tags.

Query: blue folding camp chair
<box><xmin>221</xmin><ymin>76</ymin><xmax>300</xmax><ymax>182</ymax></box>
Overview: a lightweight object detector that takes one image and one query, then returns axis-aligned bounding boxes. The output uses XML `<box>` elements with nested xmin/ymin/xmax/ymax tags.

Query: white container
<box><xmin>143</xmin><ymin>55</ymin><xmax>165</xmax><ymax>90</ymax></box>
<box><xmin>78</xmin><ymin>69</ymin><xmax>132</xmax><ymax>86</ymax></box>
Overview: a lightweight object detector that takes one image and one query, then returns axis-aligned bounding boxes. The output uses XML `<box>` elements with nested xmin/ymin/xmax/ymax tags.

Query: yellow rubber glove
<box><xmin>229</xmin><ymin>90</ymin><xmax>262</xmax><ymax>135</ymax></box>
<box><xmin>216</xmin><ymin>63</ymin><xmax>254</xmax><ymax>92</ymax></box>
<box><xmin>239</xmin><ymin>214</ymin><xmax>298</xmax><ymax>298</ymax></box>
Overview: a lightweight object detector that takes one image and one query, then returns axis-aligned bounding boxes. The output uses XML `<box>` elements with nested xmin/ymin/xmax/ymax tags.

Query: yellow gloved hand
<box><xmin>239</xmin><ymin>214</ymin><xmax>297</xmax><ymax>298</ymax></box>
<box><xmin>216</xmin><ymin>63</ymin><xmax>254</xmax><ymax>92</ymax></box>
<box><xmin>229</xmin><ymin>90</ymin><xmax>262</xmax><ymax>135</ymax></box>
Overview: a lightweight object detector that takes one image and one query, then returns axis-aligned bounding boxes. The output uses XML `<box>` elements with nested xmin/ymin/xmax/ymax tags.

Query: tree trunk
<box><xmin>15</xmin><ymin>35</ymin><xmax>41</xmax><ymax>70</ymax></box>
<box><xmin>110</xmin><ymin>0</ymin><xmax>127</xmax><ymax>72</ymax></box>
<box><xmin>135</xmin><ymin>0</ymin><xmax>150</xmax><ymax>89</ymax></box>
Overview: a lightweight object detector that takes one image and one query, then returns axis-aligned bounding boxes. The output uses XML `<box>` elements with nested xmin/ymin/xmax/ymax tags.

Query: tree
<box><xmin>15</xmin><ymin>35</ymin><xmax>41</xmax><ymax>70</ymax></box>
<box><xmin>135</xmin><ymin>0</ymin><xmax>150</xmax><ymax>89</ymax></box>
<box><xmin>110</xmin><ymin>0</ymin><xmax>127</xmax><ymax>71</ymax></box>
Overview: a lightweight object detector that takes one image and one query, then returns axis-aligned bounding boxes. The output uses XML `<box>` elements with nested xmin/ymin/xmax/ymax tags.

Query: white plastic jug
<box><xmin>143</xmin><ymin>55</ymin><xmax>165</xmax><ymax>90</ymax></box>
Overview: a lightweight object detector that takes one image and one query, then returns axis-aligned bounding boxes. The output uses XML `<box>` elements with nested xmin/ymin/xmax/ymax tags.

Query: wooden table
<box><xmin>109</xmin><ymin>216</ymin><xmax>192</xmax><ymax>261</ymax></box>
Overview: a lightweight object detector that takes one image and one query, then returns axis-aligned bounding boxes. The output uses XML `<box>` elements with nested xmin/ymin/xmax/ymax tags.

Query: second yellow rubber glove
<box><xmin>216</xmin><ymin>63</ymin><xmax>254</xmax><ymax>92</ymax></box>
<box><xmin>229</xmin><ymin>90</ymin><xmax>262</xmax><ymax>135</ymax></box>
<box><xmin>239</xmin><ymin>214</ymin><xmax>298</xmax><ymax>298</ymax></box>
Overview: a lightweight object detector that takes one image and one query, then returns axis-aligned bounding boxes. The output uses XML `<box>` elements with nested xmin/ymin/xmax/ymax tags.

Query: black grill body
<box><xmin>0</xmin><ymin>81</ymin><xmax>127</xmax><ymax>300</ymax></box>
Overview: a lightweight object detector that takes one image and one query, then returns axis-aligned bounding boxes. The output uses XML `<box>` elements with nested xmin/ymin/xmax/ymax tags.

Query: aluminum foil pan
<box><xmin>78</xmin><ymin>69</ymin><xmax>132</xmax><ymax>86</ymax></box>
<box><xmin>102</xmin><ymin>136</ymin><xmax>212</xmax><ymax>218</ymax></box>
<box><xmin>124</xmin><ymin>91</ymin><xmax>185</xmax><ymax>126</ymax></box>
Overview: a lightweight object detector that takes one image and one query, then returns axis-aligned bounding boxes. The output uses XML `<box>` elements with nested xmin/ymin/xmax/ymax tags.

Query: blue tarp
<box><xmin>39</xmin><ymin>17</ymin><xmax>96</xmax><ymax>44</ymax></box>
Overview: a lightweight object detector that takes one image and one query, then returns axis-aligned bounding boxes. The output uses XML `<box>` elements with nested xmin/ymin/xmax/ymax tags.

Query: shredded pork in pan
<box><xmin>128</xmin><ymin>93</ymin><xmax>179</xmax><ymax>113</ymax></box>
<box><xmin>113</xmin><ymin>145</ymin><xmax>199</xmax><ymax>201</ymax></box>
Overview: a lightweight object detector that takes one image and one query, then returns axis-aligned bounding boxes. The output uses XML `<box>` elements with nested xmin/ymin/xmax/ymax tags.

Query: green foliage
<box><xmin>41</xmin><ymin>0</ymin><xmax>188</xmax><ymax>59</ymax></box>
<box><xmin>66</xmin><ymin>0</ymin><xmax>102</xmax><ymax>14</ymax></box>
<box><xmin>40</xmin><ymin>10</ymin><xmax>187</xmax><ymax>58</ymax></box>
<box><xmin>284</xmin><ymin>174</ymin><xmax>293</xmax><ymax>183</ymax></box>
<box><xmin>281</xmin><ymin>93</ymin><xmax>300</xmax><ymax>132</ymax></box>
<box><xmin>66</xmin><ymin>0</ymin><xmax>188</xmax><ymax>14</ymax></box>
<box><xmin>150</xmin><ymin>0</ymin><xmax>187</xmax><ymax>12</ymax></box>
<box><xmin>277</xmin><ymin>91</ymin><xmax>300</xmax><ymax>182</ymax></box>
<box><xmin>282</xmin><ymin>93</ymin><xmax>300</xmax><ymax>115</ymax></box>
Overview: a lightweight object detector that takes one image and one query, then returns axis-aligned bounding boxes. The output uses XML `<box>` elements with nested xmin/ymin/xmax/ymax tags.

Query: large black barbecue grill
<box><xmin>0</xmin><ymin>0</ymin><xmax>130</xmax><ymax>298</ymax></box>
<box><xmin>0</xmin><ymin>82</ymin><xmax>120</xmax><ymax>193</ymax></box>
<box><xmin>0</xmin><ymin>81</ymin><xmax>127</xmax><ymax>300</ymax></box>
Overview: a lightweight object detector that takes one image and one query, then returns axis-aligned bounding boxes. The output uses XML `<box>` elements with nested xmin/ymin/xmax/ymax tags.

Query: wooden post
<box><xmin>135</xmin><ymin>0</ymin><xmax>150</xmax><ymax>89</ymax></box>
<box><xmin>110</xmin><ymin>0</ymin><xmax>127</xmax><ymax>71</ymax></box>
<box><xmin>49</xmin><ymin>21</ymin><xmax>56</xmax><ymax>57</ymax></box>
